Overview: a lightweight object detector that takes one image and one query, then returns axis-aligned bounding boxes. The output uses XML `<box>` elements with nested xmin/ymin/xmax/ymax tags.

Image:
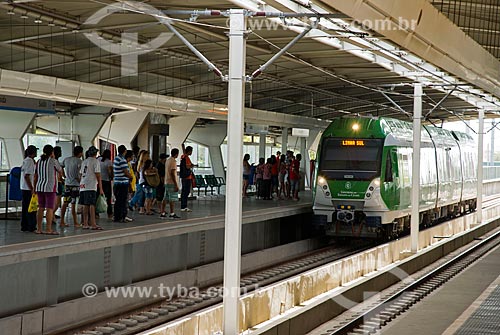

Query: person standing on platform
<box><xmin>156</xmin><ymin>153</ymin><xmax>167</xmax><ymax>213</ymax></box>
<box><xmin>129</xmin><ymin>150</ymin><xmax>149</xmax><ymax>214</ymax></box>
<box><xmin>242</xmin><ymin>153</ymin><xmax>251</xmax><ymax>198</ymax></box>
<box><xmin>20</xmin><ymin>145</ymin><xmax>38</xmax><ymax>232</ymax></box>
<box><xmin>290</xmin><ymin>154</ymin><xmax>302</xmax><ymax>201</ymax></box>
<box><xmin>161</xmin><ymin>148</ymin><xmax>181</xmax><ymax>219</ymax></box>
<box><xmin>53</xmin><ymin>146</ymin><xmax>63</xmax><ymax>223</ymax></box>
<box><xmin>270</xmin><ymin>155</ymin><xmax>279</xmax><ymax>199</ymax></box>
<box><xmin>34</xmin><ymin>145</ymin><xmax>63</xmax><ymax>235</ymax></box>
<box><xmin>79</xmin><ymin>146</ymin><xmax>104</xmax><ymax>230</ymax></box>
<box><xmin>262</xmin><ymin>158</ymin><xmax>272</xmax><ymax>200</ymax></box>
<box><xmin>60</xmin><ymin>146</ymin><xmax>83</xmax><ymax>228</ymax></box>
<box><xmin>255</xmin><ymin>157</ymin><xmax>265</xmax><ymax>199</ymax></box>
<box><xmin>99</xmin><ymin>149</ymin><xmax>114</xmax><ymax>220</ymax></box>
<box><xmin>113</xmin><ymin>145</ymin><xmax>133</xmax><ymax>223</ymax></box>
<box><xmin>285</xmin><ymin>151</ymin><xmax>294</xmax><ymax>199</ymax></box>
<box><xmin>140</xmin><ymin>159</ymin><xmax>157</xmax><ymax>215</ymax></box>
<box><xmin>278</xmin><ymin>154</ymin><xmax>287</xmax><ymax>200</ymax></box>
<box><xmin>180</xmin><ymin>145</ymin><xmax>195</xmax><ymax>212</ymax></box>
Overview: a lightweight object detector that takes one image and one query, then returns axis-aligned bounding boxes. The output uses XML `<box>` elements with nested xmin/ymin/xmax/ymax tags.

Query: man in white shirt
<box><xmin>80</xmin><ymin>146</ymin><xmax>104</xmax><ymax>230</ymax></box>
<box><xmin>20</xmin><ymin>145</ymin><xmax>37</xmax><ymax>232</ymax></box>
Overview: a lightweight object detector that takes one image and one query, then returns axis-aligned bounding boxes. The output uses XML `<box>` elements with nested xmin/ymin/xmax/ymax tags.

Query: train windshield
<box><xmin>319</xmin><ymin>138</ymin><xmax>383</xmax><ymax>180</ymax></box>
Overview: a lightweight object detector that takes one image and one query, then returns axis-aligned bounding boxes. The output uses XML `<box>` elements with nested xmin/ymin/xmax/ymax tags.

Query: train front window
<box><xmin>319</xmin><ymin>138</ymin><xmax>383</xmax><ymax>180</ymax></box>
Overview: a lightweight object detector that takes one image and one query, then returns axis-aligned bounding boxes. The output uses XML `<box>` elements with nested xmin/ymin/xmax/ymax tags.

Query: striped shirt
<box><xmin>113</xmin><ymin>155</ymin><xmax>129</xmax><ymax>184</ymax></box>
<box><xmin>35</xmin><ymin>157</ymin><xmax>62</xmax><ymax>193</ymax></box>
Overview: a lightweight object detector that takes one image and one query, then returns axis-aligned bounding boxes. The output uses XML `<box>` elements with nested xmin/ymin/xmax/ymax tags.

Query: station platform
<box><xmin>0</xmin><ymin>192</ymin><xmax>314</xmax><ymax>328</ymax></box>
<box><xmin>381</xmin><ymin>241</ymin><xmax>500</xmax><ymax>335</ymax></box>
<box><xmin>0</xmin><ymin>192</ymin><xmax>312</xmax><ymax>248</ymax></box>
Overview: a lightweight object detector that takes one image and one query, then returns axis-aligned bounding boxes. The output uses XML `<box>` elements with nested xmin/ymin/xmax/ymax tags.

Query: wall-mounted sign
<box><xmin>246</xmin><ymin>123</ymin><xmax>269</xmax><ymax>134</ymax></box>
<box><xmin>292</xmin><ymin>128</ymin><xmax>310</xmax><ymax>137</ymax></box>
<box><xmin>0</xmin><ymin>95</ymin><xmax>55</xmax><ymax>114</ymax></box>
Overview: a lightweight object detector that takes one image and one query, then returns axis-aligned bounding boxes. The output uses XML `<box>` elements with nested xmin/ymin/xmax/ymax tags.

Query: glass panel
<box><xmin>0</xmin><ymin>139</ymin><xmax>9</xmax><ymax>171</ymax></box>
<box><xmin>319</xmin><ymin>138</ymin><xmax>383</xmax><ymax>180</ymax></box>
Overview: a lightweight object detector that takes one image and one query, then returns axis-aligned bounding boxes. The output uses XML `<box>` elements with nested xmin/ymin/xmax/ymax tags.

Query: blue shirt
<box><xmin>113</xmin><ymin>155</ymin><xmax>129</xmax><ymax>184</ymax></box>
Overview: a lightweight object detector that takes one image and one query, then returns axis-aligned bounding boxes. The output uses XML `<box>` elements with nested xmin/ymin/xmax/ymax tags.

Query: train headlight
<box><xmin>322</xmin><ymin>185</ymin><xmax>328</xmax><ymax>190</ymax></box>
<box><xmin>325</xmin><ymin>191</ymin><xmax>330</xmax><ymax>196</ymax></box>
<box><xmin>366</xmin><ymin>192</ymin><xmax>371</xmax><ymax>198</ymax></box>
<box><xmin>373</xmin><ymin>178</ymin><xmax>380</xmax><ymax>187</ymax></box>
<box><xmin>369</xmin><ymin>186</ymin><xmax>374</xmax><ymax>191</ymax></box>
<box><xmin>318</xmin><ymin>176</ymin><xmax>326</xmax><ymax>185</ymax></box>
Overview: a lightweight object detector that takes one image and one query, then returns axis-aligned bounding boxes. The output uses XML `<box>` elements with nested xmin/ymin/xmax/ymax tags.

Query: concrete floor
<box><xmin>381</xmin><ymin>243</ymin><xmax>500</xmax><ymax>335</ymax></box>
<box><xmin>0</xmin><ymin>191</ymin><xmax>312</xmax><ymax>247</ymax></box>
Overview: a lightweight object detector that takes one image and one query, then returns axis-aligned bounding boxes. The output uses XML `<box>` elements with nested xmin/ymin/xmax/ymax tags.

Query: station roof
<box><xmin>0</xmin><ymin>0</ymin><xmax>499</xmax><ymax>125</ymax></box>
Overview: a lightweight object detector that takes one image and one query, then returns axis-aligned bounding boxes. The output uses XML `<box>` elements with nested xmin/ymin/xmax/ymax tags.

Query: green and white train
<box><xmin>313</xmin><ymin>116</ymin><xmax>477</xmax><ymax>239</ymax></box>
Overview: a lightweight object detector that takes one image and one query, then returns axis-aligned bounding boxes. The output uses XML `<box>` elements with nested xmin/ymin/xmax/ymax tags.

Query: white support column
<box><xmin>98</xmin><ymin>110</ymin><xmax>149</xmax><ymax>148</ymax></box>
<box><xmin>73</xmin><ymin>114</ymin><xmax>109</xmax><ymax>147</ymax></box>
<box><xmin>166</xmin><ymin>116</ymin><xmax>198</xmax><ymax>151</ymax></box>
<box><xmin>209</xmin><ymin>145</ymin><xmax>225</xmax><ymax>178</ymax></box>
<box><xmin>187</xmin><ymin>122</ymin><xmax>227</xmax><ymax>177</ymax></box>
<box><xmin>477</xmin><ymin>109</ymin><xmax>484</xmax><ymax>225</ymax></box>
<box><xmin>0</xmin><ymin>110</ymin><xmax>35</xmax><ymax>168</ymax></box>
<box><xmin>299</xmin><ymin>137</ymin><xmax>307</xmax><ymax>190</ymax></box>
<box><xmin>490</xmin><ymin>119</ymin><xmax>495</xmax><ymax>166</ymax></box>
<box><xmin>3</xmin><ymin>138</ymin><xmax>25</xmax><ymax>168</ymax></box>
<box><xmin>304</xmin><ymin>130</ymin><xmax>319</xmax><ymax>189</ymax></box>
<box><xmin>299</xmin><ymin>137</ymin><xmax>306</xmax><ymax>171</ymax></box>
<box><xmin>411</xmin><ymin>84</ymin><xmax>422</xmax><ymax>253</ymax></box>
<box><xmin>259</xmin><ymin>133</ymin><xmax>266</xmax><ymax>160</ymax></box>
<box><xmin>281</xmin><ymin>127</ymin><xmax>288</xmax><ymax>152</ymax></box>
<box><xmin>223</xmin><ymin>9</ymin><xmax>246</xmax><ymax>335</ymax></box>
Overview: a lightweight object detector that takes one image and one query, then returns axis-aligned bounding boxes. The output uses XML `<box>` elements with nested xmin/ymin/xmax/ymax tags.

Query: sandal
<box><xmin>91</xmin><ymin>225</ymin><xmax>103</xmax><ymax>230</ymax></box>
<box><xmin>146</xmin><ymin>212</ymin><xmax>154</xmax><ymax>215</ymax></box>
<box><xmin>74</xmin><ymin>224</ymin><xmax>82</xmax><ymax>228</ymax></box>
<box><xmin>43</xmin><ymin>231</ymin><xmax>59</xmax><ymax>235</ymax></box>
<box><xmin>60</xmin><ymin>223</ymin><xmax>70</xmax><ymax>228</ymax></box>
<box><xmin>82</xmin><ymin>226</ymin><xmax>90</xmax><ymax>230</ymax></box>
<box><xmin>34</xmin><ymin>230</ymin><xmax>43</xmax><ymax>234</ymax></box>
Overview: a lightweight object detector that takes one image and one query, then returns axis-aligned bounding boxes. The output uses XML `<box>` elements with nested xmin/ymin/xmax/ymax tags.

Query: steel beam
<box><xmin>477</xmin><ymin>109</ymin><xmax>484</xmax><ymax>225</ymax></box>
<box><xmin>411</xmin><ymin>83</ymin><xmax>422</xmax><ymax>253</ymax></box>
<box><xmin>223</xmin><ymin>9</ymin><xmax>246</xmax><ymax>335</ymax></box>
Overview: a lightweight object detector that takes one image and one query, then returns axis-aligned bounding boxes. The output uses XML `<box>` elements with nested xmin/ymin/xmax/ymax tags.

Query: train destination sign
<box><xmin>342</xmin><ymin>140</ymin><xmax>365</xmax><ymax>146</ymax></box>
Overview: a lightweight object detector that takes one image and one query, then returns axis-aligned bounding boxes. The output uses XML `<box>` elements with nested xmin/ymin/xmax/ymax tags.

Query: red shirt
<box><xmin>289</xmin><ymin>159</ymin><xmax>300</xmax><ymax>180</ymax></box>
<box><xmin>271</xmin><ymin>161</ymin><xmax>279</xmax><ymax>176</ymax></box>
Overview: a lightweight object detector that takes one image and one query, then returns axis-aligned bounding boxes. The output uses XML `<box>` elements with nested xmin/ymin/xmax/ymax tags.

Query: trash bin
<box><xmin>9</xmin><ymin>167</ymin><xmax>22</xmax><ymax>201</ymax></box>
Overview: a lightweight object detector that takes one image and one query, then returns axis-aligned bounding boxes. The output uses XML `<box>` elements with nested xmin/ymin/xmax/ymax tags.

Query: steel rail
<box><xmin>328</xmin><ymin>227</ymin><xmax>500</xmax><ymax>334</ymax></box>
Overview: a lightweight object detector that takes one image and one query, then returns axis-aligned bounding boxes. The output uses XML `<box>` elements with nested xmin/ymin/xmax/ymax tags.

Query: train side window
<box><xmin>385</xmin><ymin>152</ymin><xmax>393</xmax><ymax>182</ymax></box>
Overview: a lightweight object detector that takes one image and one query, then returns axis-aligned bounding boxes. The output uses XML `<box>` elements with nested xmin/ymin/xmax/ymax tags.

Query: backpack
<box><xmin>179</xmin><ymin>156</ymin><xmax>191</xmax><ymax>179</ymax></box>
<box><xmin>145</xmin><ymin>170</ymin><xmax>161</xmax><ymax>187</ymax></box>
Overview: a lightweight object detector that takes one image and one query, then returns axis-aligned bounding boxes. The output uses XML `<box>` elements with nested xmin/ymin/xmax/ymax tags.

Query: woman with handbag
<box><xmin>141</xmin><ymin>159</ymin><xmax>160</xmax><ymax>215</ymax></box>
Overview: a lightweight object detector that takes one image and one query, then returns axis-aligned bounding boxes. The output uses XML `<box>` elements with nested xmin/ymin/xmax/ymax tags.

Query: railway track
<box><xmin>73</xmin><ymin>196</ymin><xmax>500</xmax><ymax>335</ymax></box>
<box><xmin>311</xmin><ymin>225</ymin><xmax>500</xmax><ymax>335</ymax></box>
<box><xmin>71</xmin><ymin>240</ymin><xmax>375</xmax><ymax>335</ymax></box>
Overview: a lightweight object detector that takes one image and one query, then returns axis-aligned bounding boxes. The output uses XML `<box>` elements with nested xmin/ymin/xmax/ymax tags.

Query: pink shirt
<box><xmin>263</xmin><ymin>163</ymin><xmax>272</xmax><ymax>180</ymax></box>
